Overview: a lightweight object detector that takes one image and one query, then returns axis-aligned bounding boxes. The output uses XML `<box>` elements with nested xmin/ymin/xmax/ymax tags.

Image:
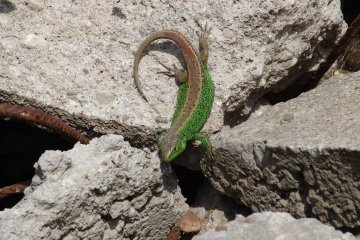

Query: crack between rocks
<box><xmin>0</xmin><ymin>90</ymin><xmax>158</xmax><ymax>150</ymax></box>
<box><xmin>224</xmin><ymin>13</ymin><xmax>360</xmax><ymax>127</ymax></box>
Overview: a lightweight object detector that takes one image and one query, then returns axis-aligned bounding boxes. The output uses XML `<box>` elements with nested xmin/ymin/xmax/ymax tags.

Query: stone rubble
<box><xmin>0</xmin><ymin>0</ymin><xmax>346</xmax><ymax>140</ymax></box>
<box><xmin>201</xmin><ymin>72</ymin><xmax>360</xmax><ymax>229</ymax></box>
<box><xmin>0</xmin><ymin>0</ymin><xmax>358</xmax><ymax>239</ymax></box>
<box><xmin>0</xmin><ymin>135</ymin><xmax>188</xmax><ymax>240</ymax></box>
<box><xmin>193</xmin><ymin>212</ymin><xmax>356</xmax><ymax>240</ymax></box>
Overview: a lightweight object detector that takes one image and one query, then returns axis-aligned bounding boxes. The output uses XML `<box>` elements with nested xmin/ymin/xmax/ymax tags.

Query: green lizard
<box><xmin>133</xmin><ymin>23</ymin><xmax>215</xmax><ymax>162</ymax></box>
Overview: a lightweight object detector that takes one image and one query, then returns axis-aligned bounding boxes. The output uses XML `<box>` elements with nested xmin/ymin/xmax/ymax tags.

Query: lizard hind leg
<box><xmin>152</xmin><ymin>55</ymin><xmax>188</xmax><ymax>83</ymax></box>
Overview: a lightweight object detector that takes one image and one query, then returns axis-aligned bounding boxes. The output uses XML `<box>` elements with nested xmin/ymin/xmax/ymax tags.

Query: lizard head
<box><xmin>157</xmin><ymin>132</ymin><xmax>186</xmax><ymax>162</ymax></box>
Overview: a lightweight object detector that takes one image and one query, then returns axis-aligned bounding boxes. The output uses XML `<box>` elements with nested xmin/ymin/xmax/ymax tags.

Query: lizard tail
<box><xmin>133</xmin><ymin>30</ymin><xmax>192</xmax><ymax>102</ymax></box>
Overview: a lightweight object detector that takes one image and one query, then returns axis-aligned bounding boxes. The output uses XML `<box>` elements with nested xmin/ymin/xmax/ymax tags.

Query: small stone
<box><xmin>22</xmin><ymin>34</ymin><xmax>47</xmax><ymax>49</ymax></box>
<box><xmin>259</xmin><ymin>77</ymin><xmax>267</xmax><ymax>87</ymax></box>
<box><xmin>25</xmin><ymin>0</ymin><xmax>45</xmax><ymax>10</ymax></box>
<box><xmin>177</xmin><ymin>212</ymin><xmax>202</xmax><ymax>233</ymax></box>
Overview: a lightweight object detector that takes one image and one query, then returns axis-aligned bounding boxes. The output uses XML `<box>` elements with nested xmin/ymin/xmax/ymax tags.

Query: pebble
<box><xmin>22</xmin><ymin>34</ymin><xmax>47</xmax><ymax>49</ymax></box>
<box><xmin>25</xmin><ymin>0</ymin><xmax>45</xmax><ymax>10</ymax></box>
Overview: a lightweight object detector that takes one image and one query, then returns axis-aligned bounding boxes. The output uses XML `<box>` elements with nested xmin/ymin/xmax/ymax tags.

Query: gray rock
<box><xmin>193</xmin><ymin>212</ymin><xmax>355</xmax><ymax>240</ymax></box>
<box><xmin>0</xmin><ymin>0</ymin><xmax>346</xmax><ymax>147</ymax></box>
<box><xmin>201</xmin><ymin>72</ymin><xmax>360</xmax><ymax>228</ymax></box>
<box><xmin>0</xmin><ymin>135</ymin><xmax>188</xmax><ymax>240</ymax></box>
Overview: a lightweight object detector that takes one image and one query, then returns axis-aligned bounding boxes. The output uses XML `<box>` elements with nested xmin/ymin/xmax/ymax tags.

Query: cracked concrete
<box><xmin>0</xmin><ymin>0</ymin><xmax>346</xmax><ymax>148</ymax></box>
<box><xmin>0</xmin><ymin>135</ymin><xmax>188</xmax><ymax>240</ymax></box>
<box><xmin>193</xmin><ymin>212</ymin><xmax>356</xmax><ymax>240</ymax></box>
<box><xmin>0</xmin><ymin>0</ymin><xmax>357</xmax><ymax>238</ymax></box>
<box><xmin>201</xmin><ymin>72</ymin><xmax>360</xmax><ymax>229</ymax></box>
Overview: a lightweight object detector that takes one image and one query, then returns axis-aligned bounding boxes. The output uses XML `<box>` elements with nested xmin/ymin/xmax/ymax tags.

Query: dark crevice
<box><xmin>278</xmin><ymin>190</ymin><xmax>292</xmax><ymax>199</ymax></box>
<box><xmin>338</xmin><ymin>0</ymin><xmax>360</xmax><ymax>72</ymax></box>
<box><xmin>0</xmin><ymin>194</ymin><xmax>22</xmax><ymax>211</ymax></box>
<box><xmin>339</xmin><ymin>226</ymin><xmax>360</xmax><ymax>236</ymax></box>
<box><xmin>341</xmin><ymin>0</ymin><xmax>360</xmax><ymax>24</ymax></box>
<box><xmin>0</xmin><ymin>119</ymin><xmax>75</xmax><ymax>210</ymax></box>
<box><xmin>173</xmin><ymin>163</ymin><xmax>251</xmax><ymax>227</ymax></box>
<box><xmin>173</xmin><ymin>165</ymin><xmax>205</xmax><ymax>205</ymax></box>
<box><xmin>181</xmin><ymin>232</ymin><xmax>198</xmax><ymax>240</ymax></box>
<box><xmin>0</xmin><ymin>90</ymin><xmax>158</xmax><ymax>151</ymax></box>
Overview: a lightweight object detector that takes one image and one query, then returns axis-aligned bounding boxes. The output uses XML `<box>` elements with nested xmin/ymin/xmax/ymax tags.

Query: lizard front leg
<box><xmin>192</xmin><ymin>133</ymin><xmax>214</xmax><ymax>159</ymax></box>
<box><xmin>153</xmin><ymin>55</ymin><xmax>188</xmax><ymax>83</ymax></box>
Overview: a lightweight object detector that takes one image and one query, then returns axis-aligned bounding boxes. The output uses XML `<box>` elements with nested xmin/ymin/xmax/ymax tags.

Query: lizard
<box><xmin>133</xmin><ymin>23</ymin><xmax>215</xmax><ymax>162</ymax></box>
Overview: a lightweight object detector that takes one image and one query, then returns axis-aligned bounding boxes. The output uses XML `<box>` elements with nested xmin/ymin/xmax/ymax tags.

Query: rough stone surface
<box><xmin>0</xmin><ymin>0</ymin><xmax>346</xmax><ymax>147</ymax></box>
<box><xmin>0</xmin><ymin>135</ymin><xmax>188</xmax><ymax>240</ymax></box>
<box><xmin>193</xmin><ymin>212</ymin><xmax>356</xmax><ymax>240</ymax></box>
<box><xmin>201</xmin><ymin>72</ymin><xmax>360</xmax><ymax>229</ymax></box>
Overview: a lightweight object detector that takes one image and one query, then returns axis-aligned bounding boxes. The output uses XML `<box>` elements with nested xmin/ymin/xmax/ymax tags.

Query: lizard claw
<box><xmin>158</xmin><ymin>70</ymin><xmax>175</xmax><ymax>77</ymax></box>
<box><xmin>152</xmin><ymin>54</ymin><xmax>188</xmax><ymax>83</ymax></box>
<box><xmin>195</xmin><ymin>20</ymin><xmax>212</xmax><ymax>38</ymax></box>
<box><xmin>207</xmin><ymin>147</ymin><xmax>215</xmax><ymax>159</ymax></box>
<box><xmin>152</xmin><ymin>54</ymin><xmax>178</xmax><ymax>73</ymax></box>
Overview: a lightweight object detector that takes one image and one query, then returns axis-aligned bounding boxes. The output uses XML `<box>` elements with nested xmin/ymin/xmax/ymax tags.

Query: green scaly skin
<box><xmin>158</xmin><ymin>63</ymin><xmax>215</xmax><ymax>162</ymax></box>
<box><xmin>133</xmin><ymin>25</ymin><xmax>215</xmax><ymax>162</ymax></box>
